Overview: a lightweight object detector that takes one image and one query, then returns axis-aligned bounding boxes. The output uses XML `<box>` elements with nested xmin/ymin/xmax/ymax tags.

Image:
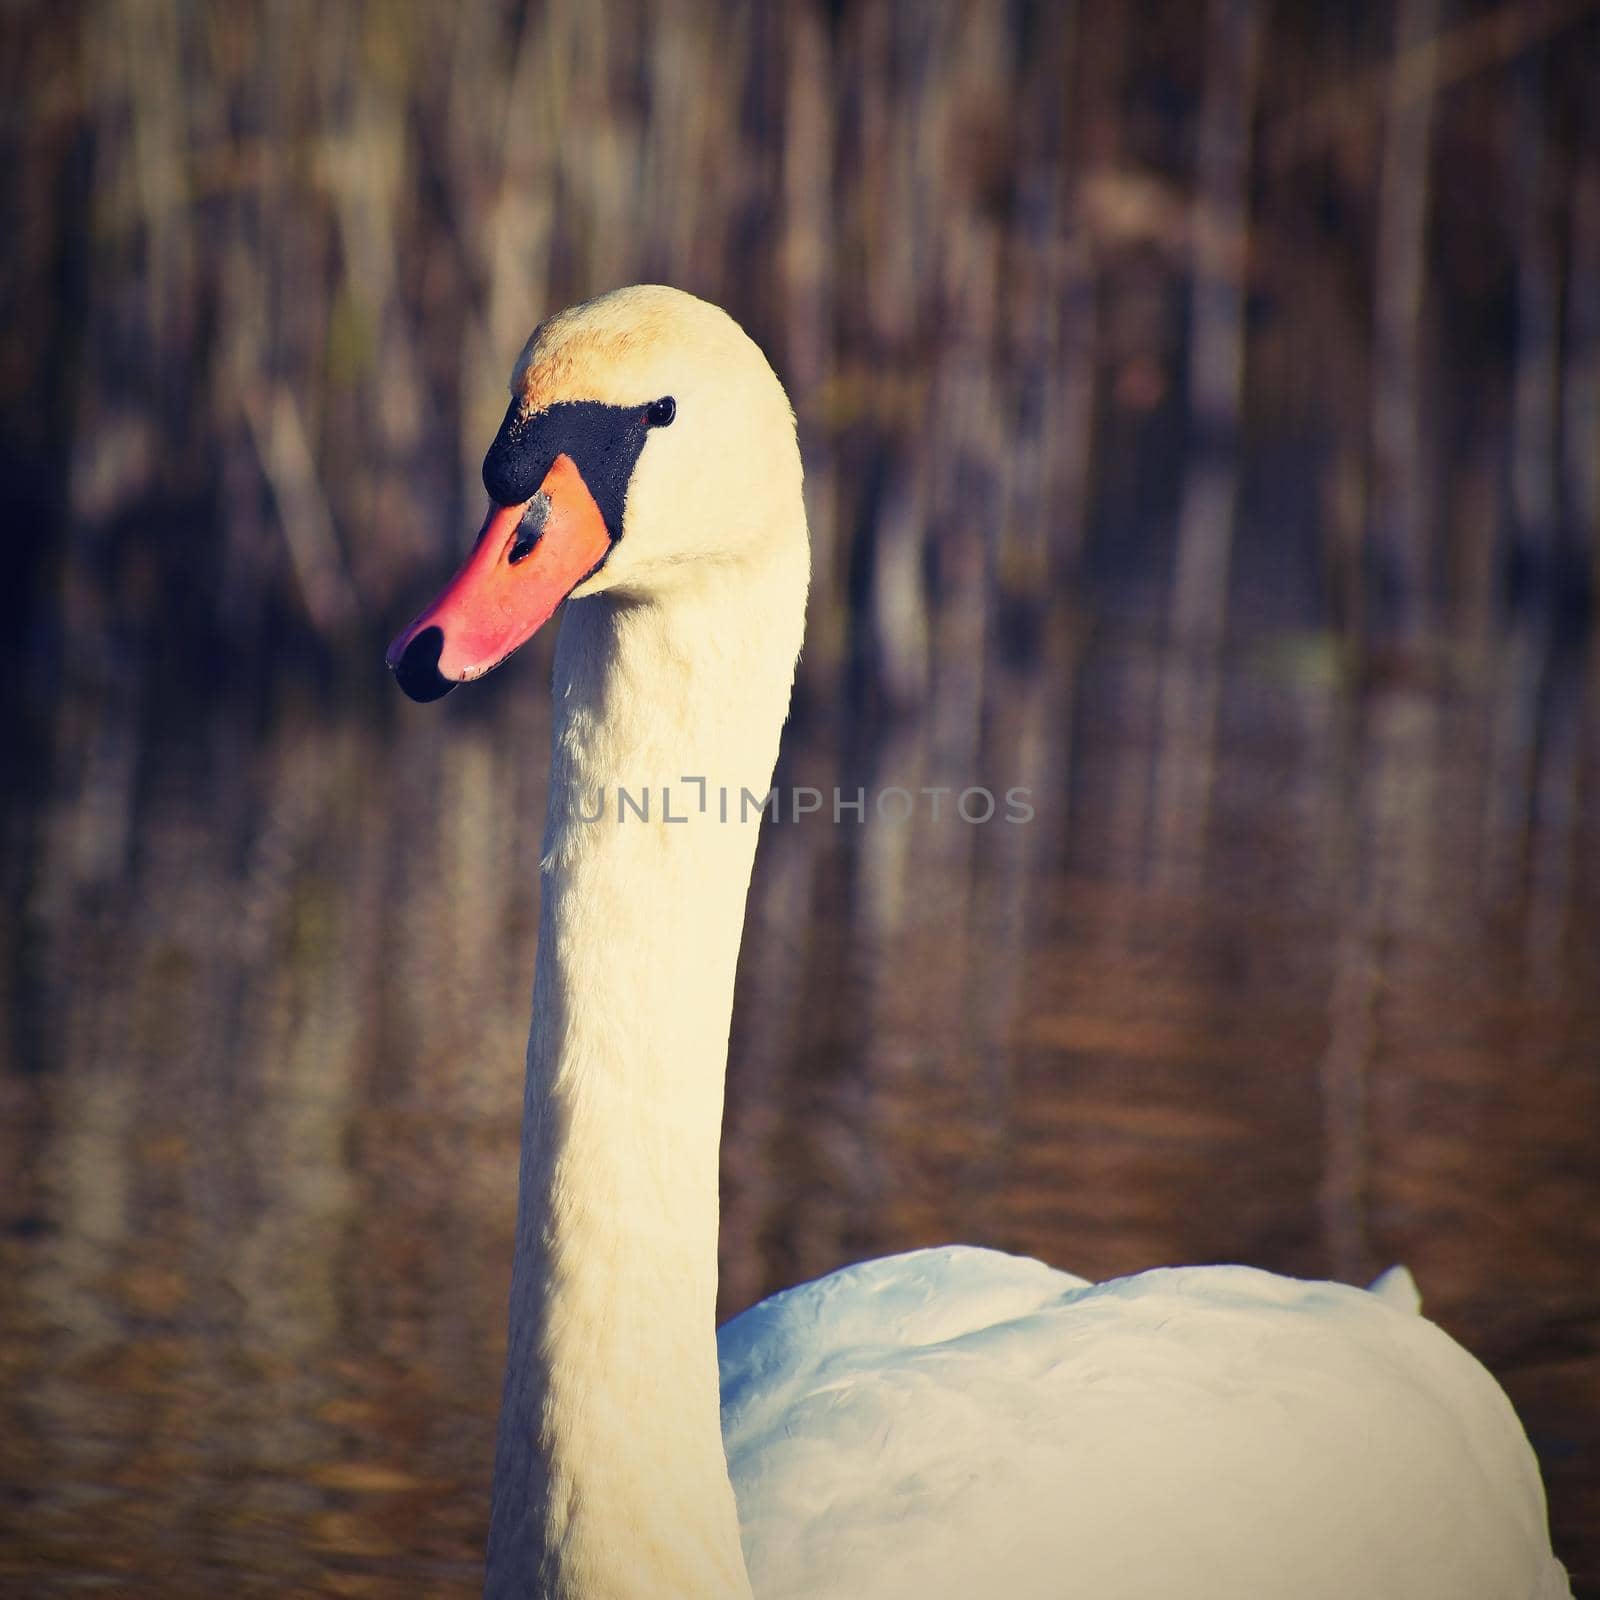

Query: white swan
<box><xmin>386</xmin><ymin>285</ymin><xmax>1569</xmax><ymax>1600</ymax></box>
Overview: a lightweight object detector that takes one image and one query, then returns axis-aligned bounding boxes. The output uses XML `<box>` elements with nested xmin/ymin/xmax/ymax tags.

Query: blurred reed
<box><xmin>3</xmin><ymin>3</ymin><xmax>1600</xmax><ymax>1592</ymax></box>
<box><xmin>3</xmin><ymin>0</ymin><xmax>1597</xmax><ymax>731</ymax></box>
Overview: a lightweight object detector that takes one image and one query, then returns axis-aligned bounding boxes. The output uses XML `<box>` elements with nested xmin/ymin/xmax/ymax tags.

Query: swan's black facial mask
<box><xmin>482</xmin><ymin>399</ymin><xmax>654</xmax><ymax>542</ymax></box>
<box><xmin>386</xmin><ymin>397</ymin><xmax>672</xmax><ymax>703</ymax></box>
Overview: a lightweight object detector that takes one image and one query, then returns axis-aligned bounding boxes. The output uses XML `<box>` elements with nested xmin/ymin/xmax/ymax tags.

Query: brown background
<box><xmin>2</xmin><ymin>1</ymin><xmax>1597</xmax><ymax>1593</ymax></box>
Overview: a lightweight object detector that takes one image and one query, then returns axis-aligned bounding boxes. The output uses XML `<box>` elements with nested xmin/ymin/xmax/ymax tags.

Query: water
<box><xmin>2</xmin><ymin>610</ymin><xmax>1597</xmax><ymax>1595</ymax></box>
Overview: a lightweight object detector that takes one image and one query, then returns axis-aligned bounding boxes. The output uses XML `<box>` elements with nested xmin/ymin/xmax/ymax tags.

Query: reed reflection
<box><xmin>2</xmin><ymin>0</ymin><xmax>1598</xmax><ymax>1592</ymax></box>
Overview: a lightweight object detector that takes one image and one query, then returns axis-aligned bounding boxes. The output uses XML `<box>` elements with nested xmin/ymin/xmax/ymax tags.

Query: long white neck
<box><xmin>485</xmin><ymin>544</ymin><xmax>806</xmax><ymax>1600</ymax></box>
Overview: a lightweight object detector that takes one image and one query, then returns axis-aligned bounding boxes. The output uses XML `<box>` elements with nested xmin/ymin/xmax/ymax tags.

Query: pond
<box><xmin>3</xmin><ymin>603</ymin><xmax>1595</xmax><ymax>1595</ymax></box>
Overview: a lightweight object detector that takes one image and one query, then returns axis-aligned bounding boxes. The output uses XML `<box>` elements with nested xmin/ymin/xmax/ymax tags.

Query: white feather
<box><xmin>1367</xmin><ymin>1263</ymin><xmax>1423</xmax><ymax>1316</ymax></box>
<box><xmin>459</xmin><ymin>286</ymin><xmax>1570</xmax><ymax>1600</ymax></box>
<box><xmin>721</xmin><ymin>1247</ymin><xmax>1563</xmax><ymax>1600</ymax></box>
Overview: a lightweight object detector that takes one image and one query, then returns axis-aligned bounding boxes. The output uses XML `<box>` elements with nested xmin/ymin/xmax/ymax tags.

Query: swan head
<box><xmin>387</xmin><ymin>285</ymin><xmax>807</xmax><ymax>701</ymax></box>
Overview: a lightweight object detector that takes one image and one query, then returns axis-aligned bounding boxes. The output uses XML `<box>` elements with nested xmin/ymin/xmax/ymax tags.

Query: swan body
<box><xmin>386</xmin><ymin>285</ymin><xmax>1569</xmax><ymax>1600</ymax></box>
<box><xmin>721</xmin><ymin>1246</ymin><xmax>1562</xmax><ymax>1600</ymax></box>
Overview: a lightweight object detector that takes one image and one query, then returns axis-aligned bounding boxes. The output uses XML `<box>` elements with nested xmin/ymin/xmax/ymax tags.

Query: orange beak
<box><xmin>386</xmin><ymin>454</ymin><xmax>613</xmax><ymax>701</ymax></box>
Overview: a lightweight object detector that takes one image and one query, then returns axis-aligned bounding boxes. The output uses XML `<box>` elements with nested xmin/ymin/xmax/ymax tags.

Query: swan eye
<box><xmin>646</xmin><ymin>396</ymin><xmax>676</xmax><ymax>428</ymax></box>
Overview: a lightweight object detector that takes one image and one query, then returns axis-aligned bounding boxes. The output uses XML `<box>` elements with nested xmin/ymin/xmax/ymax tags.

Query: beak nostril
<box><xmin>393</xmin><ymin>626</ymin><xmax>456</xmax><ymax>702</ymax></box>
<box><xmin>508</xmin><ymin>490</ymin><xmax>553</xmax><ymax>565</ymax></box>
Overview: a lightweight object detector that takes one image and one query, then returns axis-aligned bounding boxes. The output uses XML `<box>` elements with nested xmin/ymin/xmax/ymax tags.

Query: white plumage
<box><xmin>392</xmin><ymin>286</ymin><xmax>1569</xmax><ymax>1600</ymax></box>
<box><xmin>721</xmin><ymin>1246</ymin><xmax>1565</xmax><ymax>1600</ymax></box>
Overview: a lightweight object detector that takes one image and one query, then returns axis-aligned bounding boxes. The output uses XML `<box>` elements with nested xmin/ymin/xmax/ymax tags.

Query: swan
<box><xmin>385</xmin><ymin>285</ymin><xmax>1569</xmax><ymax>1600</ymax></box>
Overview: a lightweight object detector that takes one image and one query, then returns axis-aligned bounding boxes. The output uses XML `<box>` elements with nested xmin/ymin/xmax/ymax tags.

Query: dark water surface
<box><xmin>3</xmin><ymin>612</ymin><xmax>1597</xmax><ymax>1596</ymax></box>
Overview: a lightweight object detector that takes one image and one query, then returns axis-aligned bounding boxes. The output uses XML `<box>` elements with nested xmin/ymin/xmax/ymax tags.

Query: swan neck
<box><xmin>486</xmin><ymin>556</ymin><xmax>802</xmax><ymax>1600</ymax></box>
